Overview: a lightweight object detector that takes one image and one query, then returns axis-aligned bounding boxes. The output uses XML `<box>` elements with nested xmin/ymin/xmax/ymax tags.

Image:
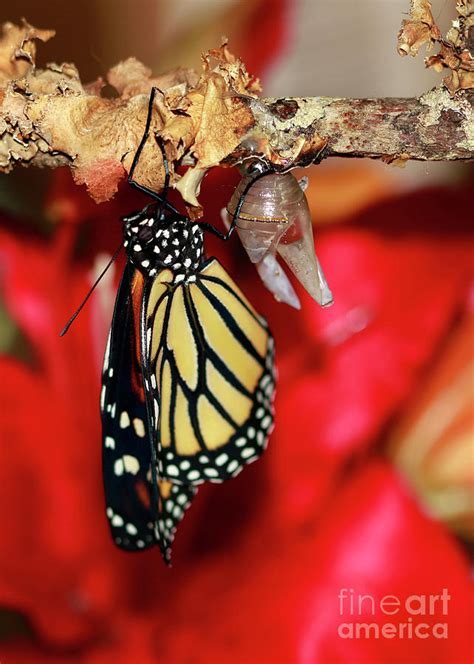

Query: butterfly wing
<box><xmin>145</xmin><ymin>259</ymin><xmax>275</xmax><ymax>485</ymax></box>
<box><xmin>101</xmin><ymin>263</ymin><xmax>196</xmax><ymax>561</ymax></box>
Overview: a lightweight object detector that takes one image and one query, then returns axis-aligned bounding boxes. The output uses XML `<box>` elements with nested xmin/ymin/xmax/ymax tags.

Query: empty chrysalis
<box><xmin>225</xmin><ymin>163</ymin><xmax>333</xmax><ymax>309</ymax></box>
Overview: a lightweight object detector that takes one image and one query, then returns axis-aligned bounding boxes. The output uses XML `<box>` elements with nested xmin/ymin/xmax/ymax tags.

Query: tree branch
<box><xmin>225</xmin><ymin>90</ymin><xmax>473</xmax><ymax>166</ymax></box>
<box><xmin>0</xmin><ymin>1</ymin><xmax>472</xmax><ymax>209</ymax></box>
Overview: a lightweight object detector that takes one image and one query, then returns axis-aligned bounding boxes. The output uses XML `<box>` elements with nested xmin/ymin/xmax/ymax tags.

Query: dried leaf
<box><xmin>398</xmin><ymin>0</ymin><xmax>474</xmax><ymax>94</ymax></box>
<box><xmin>425</xmin><ymin>37</ymin><xmax>474</xmax><ymax>93</ymax></box>
<box><xmin>73</xmin><ymin>158</ymin><xmax>125</xmax><ymax>203</ymax></box>
<box><xmin>0</xmin><ymin>20</ymin><xmax>55</xmax><ymax>85</ymax></box>
<box><xmin>397</xmin><ymin>0</ymin><xmax>441</xmax><ymax>57</ymax></box>
<box><xmin>175</xmin><ymin>166</ymin><xmax>208</xmax><ymax>208</ymax></box>
<box><xmin>443</xmin><ymin>69</ymin><xmax>474</xmax><ymax>94</ymax></box>
<box><xmin>121</xmin><ymin>41</ymin><xmax>258</xmax><ymax>206</ymax></box>
<box><xmin>107</xmin><ymin>58</ymin><xmax>199</xmax><ymax>100</ymax></box>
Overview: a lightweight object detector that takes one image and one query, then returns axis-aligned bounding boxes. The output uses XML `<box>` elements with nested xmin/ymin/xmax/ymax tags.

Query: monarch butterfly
<box><xmin>100</xmin><ymin>87</ymin><xmax>276</xmax><ymax>563</ymax></box>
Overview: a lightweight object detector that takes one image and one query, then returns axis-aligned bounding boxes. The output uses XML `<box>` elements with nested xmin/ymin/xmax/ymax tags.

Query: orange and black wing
<box><xmin>101</xmin><ymin>263</ymin><xmax>196</xmax><ymax>562</ymax></box>
<box><xmin>144</xmin><ymin>258</ymin><xmax>275</xmax><ymax>485</ymax></box>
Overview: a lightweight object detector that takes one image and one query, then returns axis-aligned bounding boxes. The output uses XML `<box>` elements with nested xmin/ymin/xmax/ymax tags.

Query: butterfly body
<box><xmin>101</xmin><ymin>204</ymin><xmax>275</xmax><ymax>562</ymax></box>
<box><xmin>123</xmin><ymin>205</ymin><xmax>204</xmax><ymax>278</ymax></box>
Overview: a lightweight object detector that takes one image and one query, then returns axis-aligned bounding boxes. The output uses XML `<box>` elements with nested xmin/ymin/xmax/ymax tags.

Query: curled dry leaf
<box><xmin>397</xmin><ymin>0</ymin><xmax>441</xmax><ymax>57</ymax></box>
<box><xmin>106</xmin><ymin>57</ymin><xmax>199</xmax><ymax>100</ymax></box>
<box><xmin>0</xmin><ymin>19</ymin><xmax>55</xmax><ymax>85</ymax></box>
<box><xmin>398</xmin><ymin>0</ymin><xmax>474</xmax><ymax>94</ymax></box>
<box><xmin>425</xmin><ymin>1</ymin><xmax>474</xmax><ymax>93</ymax></box>
<box><xmin>0</xmin><ymin>24</ymin><xmax>262</xmax><ymax>206</ymax></box>
<box><xmin>121</xmin><ymin>42</ymin><xmax>261</xmax><ymax>206</ymax></box>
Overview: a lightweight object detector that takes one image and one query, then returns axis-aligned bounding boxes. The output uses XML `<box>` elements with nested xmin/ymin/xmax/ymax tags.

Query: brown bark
<box><xmin>225</xmin><ymin>91</ymin><xmax>474</xmax><ymax>166</ymax></box>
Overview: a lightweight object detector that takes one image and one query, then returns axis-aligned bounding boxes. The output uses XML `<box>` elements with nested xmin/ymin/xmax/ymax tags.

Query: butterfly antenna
<box><xmin>59</xmin><ymin>244</ymin><xmax>123</xmax><ymax>337</ymax></box>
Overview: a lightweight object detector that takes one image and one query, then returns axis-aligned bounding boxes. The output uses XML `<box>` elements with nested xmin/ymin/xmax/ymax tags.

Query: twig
<box><xmin>0</xmin><ymin>3</ymin><xmax>472</xmax><ymax>209</ymax></box>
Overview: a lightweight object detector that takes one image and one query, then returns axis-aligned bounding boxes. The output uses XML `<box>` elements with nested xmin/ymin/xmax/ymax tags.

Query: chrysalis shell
<box><xmin>227</xmin><ymin>169</ymin><xmax>333</xmax><ymax>308</ymax></box>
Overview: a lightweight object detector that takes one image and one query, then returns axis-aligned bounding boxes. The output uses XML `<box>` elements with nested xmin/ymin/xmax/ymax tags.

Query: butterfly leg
<box><xmin>127</xmin><ymin>86</ymin><xmax>181</xmax><ymax>216</ymax></box>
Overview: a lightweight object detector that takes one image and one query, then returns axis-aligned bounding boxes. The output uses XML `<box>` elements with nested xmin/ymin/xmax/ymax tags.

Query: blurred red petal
<box><xmin>133</xmin><ymin>463</ymin><xmax>471</xmax><ymax>664</ymax></box>
<box><xmin>300</xmin><ymin>463</ymin><xmax>473</xmax><ymax>664</ymax></box>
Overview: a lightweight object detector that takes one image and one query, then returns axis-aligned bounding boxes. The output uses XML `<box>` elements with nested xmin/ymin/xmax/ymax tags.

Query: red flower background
<box><xmin>0</xmin><ymin>2</ymin><xmax>473</xmax><ymax>662</ymax></box>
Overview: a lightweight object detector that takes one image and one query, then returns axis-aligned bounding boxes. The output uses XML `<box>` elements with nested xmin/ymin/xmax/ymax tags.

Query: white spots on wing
<box><xmin>137</xmin><ymin>540</ymin><xmax>145</xmax><ymax>548</ymax></box>
<box><xmin>103</xmin><ymin>332</ymin><xmax>111</xmax><ymax>370</ymax></box>
<box><xmin>100</xmin><ymin>386</ymin><xmax>106</xmax><ymax>411</ymax></box>
<box><xmin>105</xmin><ymin>436</ymin><xmax>115</xmax><ymax>449</ymax></box>
<box><xmin>141</xmin><ymin>260</ymin><xmax>150</xmax><ymax>268</ymax></box>
<box><xmin>261</xmin><ymin>415</ymin><xmax>272</xmax><ymax>430</ymax></box>
<box><xmin>174</xmin><ymin>273</ymin><xmax>185</xmax><ymax>284</ymax></box>
<box><xmin>106</xmin><ymin>507</ymin><xmax>113</xmax><ymax>518</ymax></box>
<box><xmin>108</xmin><ymin>368</ymin><xmax>114</xmax><ymax>378</ymax></box>
<box><xmin>215</xmin><ymin>453</ymin><xmax>229</xmax><ymax>467</ymax></box>
<box><xmin>235</xmin><ymin>437</ymin><xmax>247</xmax><ymax>447</ymax></box>
<box><xmin>126</xmin><ymin>523</ymin><xmax>138</xmax><ymax>536</ymax></box>
<box><xmin>133</xmin><ymin>244</ymin><xmax>142</xmax><ymax>252</ymax></box>
<box><xmin>114</xmin><ymin>455</ymin><xmax>140</xmax><ymax>476</ymax></box>
<box><xmin>180</xmin><ymin>460</ymin><xmax>190</xmax><ymax>470</ymax></box>
<box><xmin>111</xmin><ymin>403</ymin><xmax>116</xmax><ymax>418</ymax></box>
<box><xmin>164</xmin><ymin>255</ymin><xmax>172</xmax><ymax>264</ymax></box>
<box><xmin>111</xmin><ymin>514</ymin><xmax>124</xmax><ymax>527</ymax></box>
<box><xmin>227</xmin><ymin>459</ymin><xmax>239</xmax><ymax>474</ymax></box>
<box><xmin>177</xmin><ymin>493</ymin><xmax>188</xmax><ymax>506</ymax></box>
<box><xmin>150</xmin><ymin>374</ymin><xmax>156</xmax><ymax>389</ymax></box>
<box><xmin>120</xmin><ymin>411</ymin><xmax>130</xmax><ymax>428</ymax></box>
<box><xmin>187</xmin><ymin>470</ymin><xmax>200</xmax><ymax>481</ymax></box>
<box><xmin>199</xmin><ymin>455</ymin><xmax>208</xmax><ymax>464</ymax></box>
<box><xmin>186</xmin><ymin>275</ymin><xmax>197</xmax><ymax>284</ymax></box>
<box><xmin>261</xmin><ymin>374</ymin><xmax>271</xmax><ymax>389</ymax></box>
<box><xmin>133</xmin><ymin>418</ymin><xmax>145</xmax><ymax>437</ymax></box>
<box><xmin>247</xmin><ymin>427</ymin><xmax>256</xmax><ymax>439</ymax></box>
<box><xmin>173</xmin><ymin>505</ymin><xmax>183</xmax><ymax>519</ymax></box>
<box><xmin>166</xmin><ymin>464</ymin><xmax>179</xmax><ymax>477</ymax></box>
<box><xmin>147</xmin><ymin>327</ymin><xmax>152</xmax><ymax>351</ymax></box>
<box><xmin>154</xmin><ymin>399</ymin><xmax>159</xmax><ymax>421</ymax></box>
<box><xmin>183</xmin><ymin>258</ymin><xmax>191</xmax><ymax>268</ymax></box>
<box><xmin>123</xmin><ymin>455</ymin><xmax>140</xmax><ymax>474</ymax></box>
<box><xmin>204</xmin><ymin>467</ymin><xmax>218</xmax><ymax>478</ymax></box>
<box><xmin>241</xmin><ymin>447</ymin><xmax>256</xmax><ymax>459</ymax></box>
